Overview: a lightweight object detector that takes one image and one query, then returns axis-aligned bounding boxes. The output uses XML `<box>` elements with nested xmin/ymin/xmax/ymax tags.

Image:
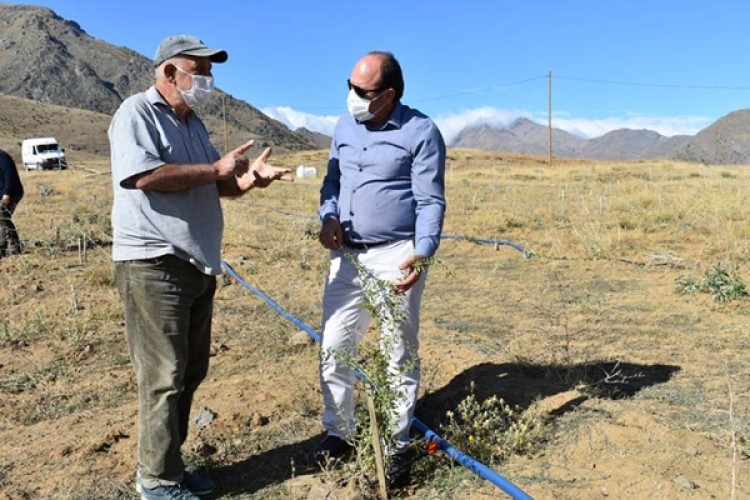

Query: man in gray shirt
<box><xmin>109</xmin><ymin>34</ymin><xmax>291</xmax><ymax>500</ymax></box>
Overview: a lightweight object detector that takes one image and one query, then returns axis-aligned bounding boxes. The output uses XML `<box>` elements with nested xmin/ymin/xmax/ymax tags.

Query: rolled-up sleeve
<box><xmin>109</xmin><ymin>99</ymin><xmax>165</xmax><ymax>189</ymax></box>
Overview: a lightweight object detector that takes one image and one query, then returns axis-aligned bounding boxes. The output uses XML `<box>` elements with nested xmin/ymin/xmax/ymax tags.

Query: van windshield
<box><xmin>36</xmin><ymin>144</ymin><xmax>60</xmax><ymax>153</ymax></box>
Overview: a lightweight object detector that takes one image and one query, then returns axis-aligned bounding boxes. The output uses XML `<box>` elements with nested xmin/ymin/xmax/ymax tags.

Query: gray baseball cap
<box><xmin>154</xmin><ymin>34</ymin><xmax>228</xmax><ymax>67</ymax></box>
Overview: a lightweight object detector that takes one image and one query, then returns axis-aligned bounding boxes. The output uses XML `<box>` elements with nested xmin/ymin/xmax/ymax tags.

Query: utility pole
<box><xmin>547</xmin><ymin>70</ymin><xmax>553</xmax><ymax>167</ymax></box>
<box><xmin>222</xmin><ymin>93</ymin><xmax>228</xmax><ymax>154</ymax></box>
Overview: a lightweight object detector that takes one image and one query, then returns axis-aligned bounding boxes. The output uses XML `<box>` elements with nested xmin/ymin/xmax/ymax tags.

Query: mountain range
<box><xmin>1</xmin><ymin>3</ymin><xmax>750</xmax><ymax>164</ymax></box>
<box><xmin>0</xmin><ymin>3</ymin><xmax>318</xmax><ymax>158</ymax></box>
<box><xmin>449</xmin><ymin>118</ymin><xmax>694</xmax><ymax>161</ymax></box>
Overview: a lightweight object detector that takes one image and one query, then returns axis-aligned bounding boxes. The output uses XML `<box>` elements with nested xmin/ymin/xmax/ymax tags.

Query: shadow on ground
<box><xmin>416</xmin><ymin>360</ymin><xmax>681</xmax><ymax>429</ymax></box>
<box><xmin>208</xmin><ymin>434</ymin><xmax>320</xmax><ymax>496</ymax></box>
<box><xmin>210</xmin><ymin>360</ymin><xmax>680</xmax><ymax>495</ymax></box>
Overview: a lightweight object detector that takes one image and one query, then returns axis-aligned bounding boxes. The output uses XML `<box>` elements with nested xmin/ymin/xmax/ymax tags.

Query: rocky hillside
<box><xmin>451</xmin><ymin>118</ymin><xmax>588</xmax><ymax>158</ymax></box>
<box><xmin>671</xmin><ymin>109</ymin><xmax>750</xmax><ymax>165</ymax></box>
<box><xmin>0</xmin><ymin>4</ymin><xmax>318</xmax><ymax>155</ymax></box>
<box><xmin>0</xmin><ymin>93</ymin><xmax>111</xmax><ymax>163</ymax></box>
<box><xmin>295</xmin><ymin>127</ymin><xmax>332</xmax><ymax>150</ymax></box>
<box><xmin>584</xmin><ymin>129</ymin><xmax>691</xmax><ymax>161</ymax></box>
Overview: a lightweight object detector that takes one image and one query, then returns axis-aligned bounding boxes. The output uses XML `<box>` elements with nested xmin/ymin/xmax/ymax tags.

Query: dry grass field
<box><xmin>0</xmin><ymin>148</ymin><xmax>748</xmax><ymax>499</ymax></box>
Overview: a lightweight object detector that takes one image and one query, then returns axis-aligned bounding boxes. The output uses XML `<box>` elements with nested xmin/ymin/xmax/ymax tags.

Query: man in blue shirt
<box><xmin>0</xmin><ymin>148</ymin><xmax>24</xmax><ymax>257</ymax></box>
<box><xmin>313</xmin><ymin>50</ymin><xmax>446</xmax><ymax>489</ymax></box>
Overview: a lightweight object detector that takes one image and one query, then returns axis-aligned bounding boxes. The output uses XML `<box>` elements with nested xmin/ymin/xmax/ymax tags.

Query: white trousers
<box><xmin>320</xmin><ymin>240</ymin><xmax>426</xmax><ymax>453</ymax></box>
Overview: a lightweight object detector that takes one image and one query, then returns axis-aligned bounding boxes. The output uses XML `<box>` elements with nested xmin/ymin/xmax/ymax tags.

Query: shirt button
<box><xmin>349</xmin><ymin>211</ymin><xmax>354</xmax><ymax>216</ymax></box>
<box><xmin>359</xmin><ymin>168</ymin><xmax>363</xmax><ymax>172</ymax></box>
<box><xmin>363</xmin><ymin>147</ymin><xmax>367</xmax><ymax>151</ymax></box>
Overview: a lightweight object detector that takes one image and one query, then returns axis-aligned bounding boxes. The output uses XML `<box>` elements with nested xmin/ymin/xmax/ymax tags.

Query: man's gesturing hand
<box><xmin>213</xmin><ymin>140</ymin><xmax>254</xmax><ymax>180</ymax></box>
<box><xmin>239</xmin><ymin>146</ymin><xmax>294</xmax><ymax>190</ymax></box>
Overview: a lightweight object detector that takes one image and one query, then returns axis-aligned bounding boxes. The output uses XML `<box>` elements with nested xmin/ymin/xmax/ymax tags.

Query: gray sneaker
<box><xmin>136</xmin><ymin>470</ymin><xmax>214</xmax><ymax>498</ymax></box>
<box><xmin>138</xmin><ymin>483</ymin><xmax>199</xmax><ymax>500</ymax></box>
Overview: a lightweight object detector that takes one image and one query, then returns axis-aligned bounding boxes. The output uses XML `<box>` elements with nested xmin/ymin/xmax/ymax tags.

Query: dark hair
<box><xmin>369</xmin><ymin>51</ymin><xmax>404</xmax><ymax>101</ymax></box>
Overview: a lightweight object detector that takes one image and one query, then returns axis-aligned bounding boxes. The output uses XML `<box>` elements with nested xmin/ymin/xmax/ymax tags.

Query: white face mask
<box><xmin>175</xmin><ymin>65</ymin><xmax>214</xmax><ymax>108</ymax></box>
<box><xmin>346</xmin><ymin>89</ymin><xmax>386</xmax><ymax>123</ymax></box>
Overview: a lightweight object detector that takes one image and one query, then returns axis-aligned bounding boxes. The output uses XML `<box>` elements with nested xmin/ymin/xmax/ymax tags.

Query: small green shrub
<box><xmin>675</xmin><ymin>275</ymin><xmax>702</xmax><ymax>295</ymax></box>
<box><xmin>676</xmin><ymin>262</ymin><xmax>749</xmax><ymax>302</ymax></box>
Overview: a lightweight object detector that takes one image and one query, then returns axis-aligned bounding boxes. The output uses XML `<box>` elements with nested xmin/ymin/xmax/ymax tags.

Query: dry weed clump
<box><xmin>440</xmin><ymin>382</ymin><xmax>546</xmax><ymax>466</ymax></box>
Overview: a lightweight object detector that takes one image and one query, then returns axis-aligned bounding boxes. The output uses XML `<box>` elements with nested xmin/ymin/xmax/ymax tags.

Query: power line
<box><xmin>286</xmin><ymin>75</ymin><xmax>547</xmax><ymax>111</ymax></box>
<box><xmin>270</xmin><ymin>72</ymin><xmax>750</xmax><ymax>113</ymax></box>
<box><xmin>412</xmin><ymin>75</ymin><xmax>547</xmax><ymax>103</ymax></box>
<box><xmin>555</xmin><ymin>75</ymin><xmax>750</xmax><ymax>90</ymax></box>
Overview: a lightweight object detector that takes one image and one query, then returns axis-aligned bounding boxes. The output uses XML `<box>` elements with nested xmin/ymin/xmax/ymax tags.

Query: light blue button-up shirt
<box><xmin>319</xmin><ymin>102</ymin><xmax>447</xmax><ymax>257</ymax></box>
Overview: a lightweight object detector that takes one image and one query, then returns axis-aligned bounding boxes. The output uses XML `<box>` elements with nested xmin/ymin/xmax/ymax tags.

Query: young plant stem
<box><xmin>366</xmin><ymin>386</ymin><xmax>389</xmax><ymax>499</ymax></box>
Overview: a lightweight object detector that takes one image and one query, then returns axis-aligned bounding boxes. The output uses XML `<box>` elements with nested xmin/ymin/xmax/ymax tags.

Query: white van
<box><xmin>22</xmin><ymin>137</ymin><xmax>67</xmax><ymax>170</ymax></box>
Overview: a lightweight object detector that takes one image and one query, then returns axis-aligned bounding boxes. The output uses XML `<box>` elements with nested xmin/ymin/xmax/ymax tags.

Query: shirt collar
<box><xmin>146</xmin><ymin>85</ymin><xmax>167</xmax><ymax>107</ymax></box>
<box><xmin>382</xmin><ymin>101</ymin><xmax>405</xmax><ymax>129</ymax></box>
<box><xmin>361</xmin><ymin>101</ymin><xmax>405</xmax><ymax>131</ymax></box>
<box><xmin>146</xmin><ymin>85</ymin><xmax>194</xmax><ymax>119</ymax></box>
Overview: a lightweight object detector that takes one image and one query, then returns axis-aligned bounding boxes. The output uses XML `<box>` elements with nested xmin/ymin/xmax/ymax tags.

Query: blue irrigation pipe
<box><xmin>221</xmin><ymin>260</ymin><xmax>533</xmax><ymax>500</ymax></box>
<box><xmin>411</xmin><ymin>420</ymin><xmax>532</xmax><ymax>500</ymax></box>
<box><xmin>441</xmin><ymin>234</ymin><xmax>533</xmax><ymax>259</ymax></box>
<box><xmin>238</xmin><ymin>202</ymin><xmax>532</xmax><ymax>259</ymax></box>
<box><xmin>222</xmin><ymin>261</ymin><xmax>321</xmax><ymax>344</ymax></box>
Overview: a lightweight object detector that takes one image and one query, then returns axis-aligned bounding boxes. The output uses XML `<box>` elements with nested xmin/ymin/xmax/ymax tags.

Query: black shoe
<box><xmin>308</xmin><ymin>433</ymin><xmax>353</xmax><ymax>467</ymax></box>
<box><xmin>387</xmin><ymin>452</ymin><xmax>412</xmax><ymax>490</ymax></box>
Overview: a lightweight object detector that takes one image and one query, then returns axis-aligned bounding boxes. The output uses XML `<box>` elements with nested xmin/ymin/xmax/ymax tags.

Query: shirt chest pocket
<box><xmin>377</xmin><ymin>149</ymin><xmax>412</xmax><ymax>177</ymax></box>
<box><xmin>340</xmin><ymin>143</ymin><xmax>412</xmax><ymax>178</ymax></box>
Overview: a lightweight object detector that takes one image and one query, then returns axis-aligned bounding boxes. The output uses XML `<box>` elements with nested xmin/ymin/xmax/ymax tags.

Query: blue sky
<box><xmin>12</xmin><ymin>0</ymin><xmax>750</xmax><ymax>143</ymax></box>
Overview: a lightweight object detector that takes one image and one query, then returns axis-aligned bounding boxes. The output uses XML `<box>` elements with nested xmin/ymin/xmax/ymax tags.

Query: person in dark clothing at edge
<box><xmin>0</xmin><ymin>148</ymin><xmax>24</xmax><ymax>257</ymax></box>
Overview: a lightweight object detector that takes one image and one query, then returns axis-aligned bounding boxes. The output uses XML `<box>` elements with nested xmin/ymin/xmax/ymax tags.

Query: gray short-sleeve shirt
<box><xmin>109</xmin><ymin>86</ymin><xmax>223</xmax><ymax>275</ymax></box>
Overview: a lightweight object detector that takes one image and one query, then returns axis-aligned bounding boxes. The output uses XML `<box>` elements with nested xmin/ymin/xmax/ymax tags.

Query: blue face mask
<box><xmin>175</xmin><ymin>65</ymin><xmax>214</xmax><ymax>108</ymax></box>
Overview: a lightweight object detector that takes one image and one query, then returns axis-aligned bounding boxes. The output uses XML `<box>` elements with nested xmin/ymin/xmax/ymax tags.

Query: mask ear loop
<box><xmin>173</xmin><ymin>64</ymin><xmax>194</xmax><ymax>89</ymax></box>
<box><xmin>368</xmin><ymin>89</ymin><xmax>390</xmax><ymax>117</ymax></box>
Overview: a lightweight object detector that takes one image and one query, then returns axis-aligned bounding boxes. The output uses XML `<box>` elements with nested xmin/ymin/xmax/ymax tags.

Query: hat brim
<box><xmin>180</xmin><ymin>48</ymin><xmax>228</xmax><ymax>63</ymax></box>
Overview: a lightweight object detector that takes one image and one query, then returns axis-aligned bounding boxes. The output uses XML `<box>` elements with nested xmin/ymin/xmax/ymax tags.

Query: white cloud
<box><xmin>261</xmin><ymin>106</ymin><xmax>338</xmax><ymax>136</ymax></box>
<box><xmin>434</xmin><ymin>107</ymin><xmax>534</xmax><ymax>145</ymax></box>
<box><xmin>262</xmin><ymin>105</ymin><xmax>715</xmax><ymax>145</ymax></box>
